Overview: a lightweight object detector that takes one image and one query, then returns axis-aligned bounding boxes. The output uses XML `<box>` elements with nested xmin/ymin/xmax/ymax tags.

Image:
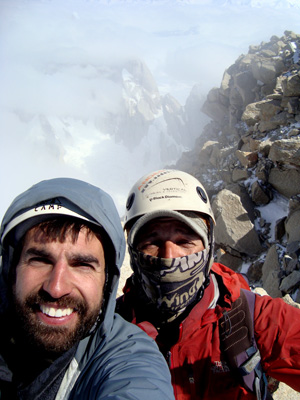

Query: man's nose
<box><xmin>160</xmin><ymin>241</ymin><xmax>180</xmax><ymax>259</ymax></box>
<box><xmin>42</xmin><ymin>261</ymin><xmax>72</xmax><ymax>299</ymax></box>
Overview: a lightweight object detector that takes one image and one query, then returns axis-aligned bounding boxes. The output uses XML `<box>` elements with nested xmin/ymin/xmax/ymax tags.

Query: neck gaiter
<box><xmin>128</xmin><ymin>245</ymin><xmax>210</xmax><ymax>322</ymax></box>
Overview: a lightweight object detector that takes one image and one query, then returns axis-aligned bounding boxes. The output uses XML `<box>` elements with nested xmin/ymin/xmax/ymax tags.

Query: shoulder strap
<box><xmin>219</xmin><ymin>289</ymin><xmax>270</xmax><ymax>400</ymax></box>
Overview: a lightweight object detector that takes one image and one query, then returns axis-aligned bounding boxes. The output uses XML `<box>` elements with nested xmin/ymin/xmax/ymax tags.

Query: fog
<box><xmin>1</xmin><ymin>0</ymin><xmax>299</xmax><ymax>220</ymax></box>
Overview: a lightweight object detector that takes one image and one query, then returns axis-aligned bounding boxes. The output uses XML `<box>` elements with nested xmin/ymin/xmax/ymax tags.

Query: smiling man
<box><xmin>0</xmin><ymin>178</ymin><xmax>174</xmax><ymax>400</ymax></box>
<box><xmin>13</xmin><ymin>222</ymin><xmax>106</xmax><ymax>357</ymax></box>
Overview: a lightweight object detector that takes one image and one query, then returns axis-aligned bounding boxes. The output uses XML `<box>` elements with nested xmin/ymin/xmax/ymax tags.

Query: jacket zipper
<box><xmin>166</xmin><ymin>351</ymin><xmax>178</xmax><ymax>399</ymax></box>
<box><xmin>166</xmin><ymin>351</ymin><xmax>172</xmax><ymax>368</ymax></box>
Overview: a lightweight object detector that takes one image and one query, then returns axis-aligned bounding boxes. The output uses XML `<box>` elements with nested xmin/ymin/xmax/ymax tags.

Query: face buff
<box><xmin>128</xmin><ymin>245</ymin><xmax>210</xmax><ymax>323</ymax></box>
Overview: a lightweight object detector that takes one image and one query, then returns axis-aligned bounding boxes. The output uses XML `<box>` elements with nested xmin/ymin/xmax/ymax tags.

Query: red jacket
<box><xmin>117</xmin><ymin>263</ymin><xmax>300</xmax><ymax>399</ymax></box>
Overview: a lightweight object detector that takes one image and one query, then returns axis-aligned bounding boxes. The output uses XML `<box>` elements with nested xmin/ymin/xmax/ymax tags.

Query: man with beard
<box><xmin>117</xmin><ymin>169</ymin><xmax>300</xmax><ymax>400</ymax></box>
<box><xmin>0</xmin><ymin>177</ymin><xmax>174</xmax><ymax>400</ymax></box>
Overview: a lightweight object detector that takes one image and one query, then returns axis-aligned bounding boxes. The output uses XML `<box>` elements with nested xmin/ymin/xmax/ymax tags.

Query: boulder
<box><xmin>251</xmin><ymin>181</ymin><xmax>272</xmax><ymax>205</ymax></box>
<box><xmin>255</xmin><ymin>158</ymin><xmax>273</xmax><ymax>182</ymax></box>
<box><xmin>212</xmin><ymin>189</ymin><xmax>263</xmax><ymax>257</ymax></box>
<box><xmin>232</xmin><ymin>168</ymin><xmax>250</xmax><ymax>182</ymax></box>
<box><xmin>198</xmin><ymin>141</ymin><xmax>219</xmax><ymax>165</ymax></box>
<box><xmin>268</xmin><ymin>138</ymin><xmax>300</xmax><ymax>167</ymax></box>
<box><xmin>259</xmin><ymin>99</ymin><xmax>282</xmax><ymax>120</ymax></box>
<box><xmin>285</xmin><ymin>210</ymin><xmax>300</xmax><ymax>243</ymax></box>
<box><xmin>241</xmin><ymin>99</ymin><xmax>282</xmax><ymax>128</ymax></box>
<box><xmin>258</xmin><ymin>111</ymin><xmax>288</xmax><ymax>132</ymax></box>
<box><xmin>286</xmin><ymin>97</ymin><xmax>300</xmax><ymax>114</ymax></box>
<box><xmin>269</xmin><ymin>167</ymin><xmax>300</xmax><ymax>198</ymax></box>
<box><xmin>201</xmin><ymin>93</ymin><xmax>228</xmax><ymax>123</ymax></box>
<box><xmin>289</xmin><ymin>194</ymin><xmax>300</xmax><ymax>213</ymax></box>
<box><xmin>261</xmin><ymin>245</ymin><xmax>282</xmax><ymax>298</ymax></box>
<box><xmin>233</xmin><ymin>70</ymin><xmax>256</xmax><ymax>106</ymax></box>
<box><xmin>274</xmin><ymin>217</ymin><xmax>286</xmax><ymax>241</ymax></box>
<box><xmin>251</xmin><ymin>57</ymin><xmax>281</xmax><ymax>85</ymax></box>
<box><xmin>282</xmin><ymin>71</ymin><xmax>300</xmax><ymax>97</ymax></box>
<box><xmin>241</xmin><ymin>102</ymin><xmax>261</xmax><ymax>126</ymax></box>
<box><xmin>283</xmin><ymin>294</ymin><xmax>300</xmax><ymax>310</ymax></box>
<box><xmin>236</xmin><ymin>150</ymin><xmax>258</xmax><ymax>168</ymax></box>
<box><xmin>226</xmin><ymin>183</ymin><xmax>257</xmax><ymax>223</ymax></box>
<box><xmin>247</xmin><ymin>260</ymin><xmax>264</xmax><ymax>283</ymax></box>
<box><xmin>279</xmin><ymin>270</ymin><xmax>300</xmax><ymax>293</ymax></box>
<box><xmin>215</xmin><ymin>248</ymin><xmax>243</xmax><ymax>271</ymax></box>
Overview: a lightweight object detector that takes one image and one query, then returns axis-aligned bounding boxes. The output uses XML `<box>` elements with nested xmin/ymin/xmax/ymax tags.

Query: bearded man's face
<box><xmin>13</xmin><ymin>226</ymin><xmax>106</xmax><ymax>354</ymax></box>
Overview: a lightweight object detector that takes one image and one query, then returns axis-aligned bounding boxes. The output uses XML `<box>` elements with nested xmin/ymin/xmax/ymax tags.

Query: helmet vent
<box><xmin>126</xmin><ymin>193</ymin><xmax>135</xmax><ymax>211</ymax></box>
<box><xmin>196</xmin><ymin>186</ymin><xmax>207</xmax><ymax>203</ymax></box>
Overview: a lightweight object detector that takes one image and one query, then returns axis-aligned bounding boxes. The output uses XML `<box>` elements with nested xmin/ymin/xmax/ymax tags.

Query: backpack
<box><xmin>219</xmin><ymin>286</ymin><xmax>271</xmax><ymax>400</ymax></box>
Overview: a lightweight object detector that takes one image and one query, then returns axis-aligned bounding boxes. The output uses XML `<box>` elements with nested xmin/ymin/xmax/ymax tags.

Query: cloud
<box><xmin>0</xmin><ymin>0</ymin><xmax>299</xmax><ymax>220</ymax></box>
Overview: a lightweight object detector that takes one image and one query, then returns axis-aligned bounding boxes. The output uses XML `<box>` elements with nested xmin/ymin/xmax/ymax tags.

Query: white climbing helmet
<box><xmin>124</xmin><ymin>169</ymin><xmax>215</xmax><ymax>229</ymax></box>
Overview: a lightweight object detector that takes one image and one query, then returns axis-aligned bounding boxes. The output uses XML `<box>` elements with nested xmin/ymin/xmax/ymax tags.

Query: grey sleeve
<box><xmin>69</xmin><ymin>314</ymin><xmax>175</xmax><ymax>400</ymax></box>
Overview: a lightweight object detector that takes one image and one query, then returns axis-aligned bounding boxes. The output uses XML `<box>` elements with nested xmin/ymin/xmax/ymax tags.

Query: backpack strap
<box><xmin>219</xmin><ymin>289</ymin><xmax>270</xmax><ymax>400</ymax></box>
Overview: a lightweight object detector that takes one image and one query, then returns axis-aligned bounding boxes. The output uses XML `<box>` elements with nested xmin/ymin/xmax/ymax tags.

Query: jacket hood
<box><xmin>0</xmin><ymin>177</ymin><xmax>125</xmax><ymax>335</ymax></box>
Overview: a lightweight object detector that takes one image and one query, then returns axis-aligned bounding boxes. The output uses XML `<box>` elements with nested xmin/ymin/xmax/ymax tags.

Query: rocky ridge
<box><xmin>173</xmin><ymin>31</ymin><xmax>300</xmax><ymax>307</ymax></box>
<box><xmin>172</xmin><ymin>31</ymin><xmax>300</xmax><ymax>398</ymax></box>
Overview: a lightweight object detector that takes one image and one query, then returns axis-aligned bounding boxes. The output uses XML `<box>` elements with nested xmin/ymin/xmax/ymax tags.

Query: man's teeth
<box><xmin>40</xmin><ymin>305</ymin><xmax>73</xmax><ymax>317</ymax></box>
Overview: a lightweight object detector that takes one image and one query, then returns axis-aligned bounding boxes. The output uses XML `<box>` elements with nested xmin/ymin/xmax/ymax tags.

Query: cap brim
<box><xmin>129</xmin><ymin>209</ymin><xmax>209</xmax><ymax>249</ymax></box>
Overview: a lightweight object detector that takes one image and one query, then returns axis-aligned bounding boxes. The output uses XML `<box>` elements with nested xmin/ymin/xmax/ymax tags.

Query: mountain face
<box><xmin>111</xmin><ymin>59</ymin><xmax>192</xmax><ymax>159</ymax></box>
<box><xmin>1</xmin><ymin>54</ymin><xmax>201</xmax><ymax>217</ymax></box>
<box><xmin>171</xmin><ymin>30</ymin><xmax>300</xmax><ymax>308</ymax></box>
<box><xmin>11</xmin><ymin>57</ymin><xmax>195</xmax><ymax>172</ymax></box>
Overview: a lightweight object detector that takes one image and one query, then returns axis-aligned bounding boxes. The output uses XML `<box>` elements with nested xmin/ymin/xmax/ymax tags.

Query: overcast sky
<box><xmin>1</xmin><ymin>0</ymin><xmax>299</xmax><ymax>220</ymax></box>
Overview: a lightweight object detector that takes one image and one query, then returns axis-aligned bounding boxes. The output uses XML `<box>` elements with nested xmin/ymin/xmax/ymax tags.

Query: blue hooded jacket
<box><xmin>0</xmin><ymin>178</ymin><xmax>174</xmax><ymax>400</ymax></box>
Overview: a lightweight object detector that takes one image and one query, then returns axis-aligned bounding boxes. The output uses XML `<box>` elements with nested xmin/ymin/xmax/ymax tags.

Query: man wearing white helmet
<box><xmin>117</xmin><ymin>169</ymin><xmax>300</xmax><ymax>400</ymax></box>
<box><xmin>0</xmin><ymin>177</ymin><xmax>174</xmax><ymax>400</ymax></box>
